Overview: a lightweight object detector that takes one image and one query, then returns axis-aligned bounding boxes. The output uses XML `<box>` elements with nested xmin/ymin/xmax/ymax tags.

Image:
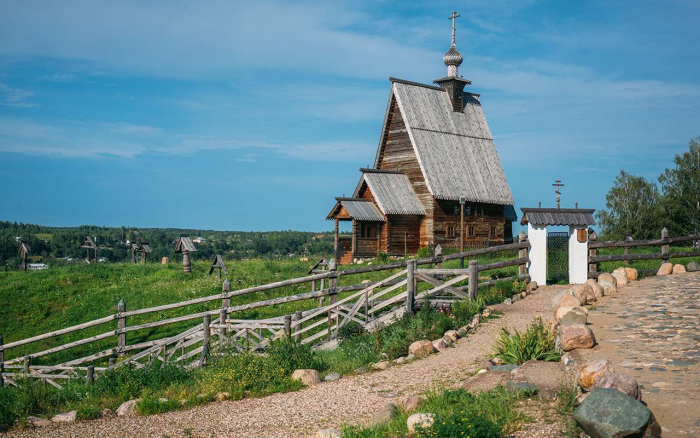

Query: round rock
<box><xmin>574</xmin><ymin>388</ymin><xmax>650</xmax><ymax>438</ymax></box>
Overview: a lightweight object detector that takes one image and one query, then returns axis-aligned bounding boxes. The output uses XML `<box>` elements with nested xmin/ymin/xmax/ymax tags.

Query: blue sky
<box><xmin>0</xmin><ymin>0</ymin><xmax>698</xmax><ymax>232</ymax></box>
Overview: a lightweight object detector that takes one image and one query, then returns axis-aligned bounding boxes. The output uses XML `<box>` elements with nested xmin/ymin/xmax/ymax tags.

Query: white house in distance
<box><xmin>27</xmin><ymin>263</ymin><xmax>49</xmax><ymax>270</ymax></box>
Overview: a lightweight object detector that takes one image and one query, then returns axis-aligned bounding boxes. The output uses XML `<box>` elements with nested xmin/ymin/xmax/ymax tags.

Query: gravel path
<box><xmin>3</xmin><ymin>285</ymin><xmax>568</xmax><ymax>438</ymax></box>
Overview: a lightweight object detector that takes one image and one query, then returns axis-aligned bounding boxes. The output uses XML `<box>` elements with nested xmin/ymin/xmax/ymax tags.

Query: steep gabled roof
<box><xmin>79</xmin><ymin>236</ymin><xmax>98</xmax><ymax>250</ymax></box>
<box><xmin>376</xmin><ymin>79</ymin><xmax>514</xmax><ymax>206</ymax></box>
<box><xmin>360</xmin><ymin>169</ymin><xmax>425</xmax><ymax>216</ymax></box>
<box><xmin>175</xmin><ymin>237</ymin><xmax>197</xmax><ymax>253</ymax></box>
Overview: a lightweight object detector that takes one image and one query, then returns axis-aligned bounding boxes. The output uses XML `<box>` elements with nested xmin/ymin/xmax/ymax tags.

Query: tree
<box><xmin>596</xmin><ymin>170</ymin><xmax>662</xmax><ymax>239</ymax></box>
<box><xmin>658</xmin><ymin>138</ymin><xmax>700</xmax><ymax>235</ymax></box>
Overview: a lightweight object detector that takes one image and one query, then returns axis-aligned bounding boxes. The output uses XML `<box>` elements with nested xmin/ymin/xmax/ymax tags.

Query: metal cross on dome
<box><xmin>449</xmin><ymin>11</ymin><xmax>460</xmax><ymax>46</ymax></box>
<box><xmin>553</xmin><ymin>179</ymin><xmax>565</xmax><ymax>209</ymax></box>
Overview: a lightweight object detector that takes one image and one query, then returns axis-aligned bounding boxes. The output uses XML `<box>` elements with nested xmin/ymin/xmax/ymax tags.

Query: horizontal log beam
<box><xmin>589</xmin><ymin>251</ymin><xmax>700</xmax><ymax>263</ymax></box>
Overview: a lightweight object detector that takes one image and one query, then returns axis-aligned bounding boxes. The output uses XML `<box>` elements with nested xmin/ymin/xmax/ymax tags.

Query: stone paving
<box><xmin>575</xmin><ymin>271</ymin><xmax>700</xmax><ymax>437</ymax></box>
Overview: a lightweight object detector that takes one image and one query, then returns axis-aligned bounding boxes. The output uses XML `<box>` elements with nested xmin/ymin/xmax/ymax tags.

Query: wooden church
<box><xmin>327</xmin><ymin>12</ymin><xmax>515</xmax><ymax>264</ymax></box>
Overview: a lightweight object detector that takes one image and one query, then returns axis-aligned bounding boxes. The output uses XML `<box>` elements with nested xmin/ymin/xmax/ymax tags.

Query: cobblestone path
<box><xmin>576</xmin><ymin>271</ymin><xmax>700</xmax><ymax>438</ymax></box>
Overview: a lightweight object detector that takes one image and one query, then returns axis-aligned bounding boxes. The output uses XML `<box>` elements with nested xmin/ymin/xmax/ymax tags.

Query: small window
<box><xmin>490</xmin><ymin>226</ymin><xmax>497</xmax><ymax>238</ymax></box>
<box><xmin>447</xmin><ymin>225</ymin><xmax>455</xmax><ymax>237</ymax></box>
<box><xmin>468</xmin><ymin>226</ymin><xmax>475</xmax><ymax>237</ymax></box>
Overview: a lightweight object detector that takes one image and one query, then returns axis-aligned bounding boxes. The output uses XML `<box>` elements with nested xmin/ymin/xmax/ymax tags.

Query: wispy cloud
<box><xmin>0</xmin><ymin>82</ymin><xmax>36</xmax><ymax>107</ymax></box>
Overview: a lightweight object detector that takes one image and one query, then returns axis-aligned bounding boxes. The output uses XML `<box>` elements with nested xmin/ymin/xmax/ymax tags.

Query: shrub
<box><xmin>379</xmin><ymin>306</ymin><xmax>455</xmax><ymax>359</ymax></box>
<box><xmin>375</xmin><ymin>250</ymin><xmax>390</xmax><ymax>265</ymax></box>
<box><xmin>492</xmin><ymin>318</ymin><xmax>560</xmax><ymax>365</ymax></box>
<box><xmin>416</xmin><ymin>246</ymin><xmax>431</xmax><ymax>258</ymax></box>
<box><xmin>416</xmin><ymin>410</ymin><xmax>501</xmax><ymax>438</ymax></box>
<box><xmin>452</xmin><ymin>298</ymin><xmax>485</xmax><ymax>326</ymax></box>
<box><xmin>336</xmin><ymin>322</ymin><xmax>367</xmax><ymax>341</ymax></box>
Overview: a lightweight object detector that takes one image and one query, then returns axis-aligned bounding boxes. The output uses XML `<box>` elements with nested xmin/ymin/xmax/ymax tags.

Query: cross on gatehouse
<box><xmin>449</xmin><ymin>11</ymin><xmax>460</xmax><ymax>46</ymax></box>
<box><xmin>553</xmin><ymin>179</ymin><xmax>565</xmax><ymax>209</ymax></box>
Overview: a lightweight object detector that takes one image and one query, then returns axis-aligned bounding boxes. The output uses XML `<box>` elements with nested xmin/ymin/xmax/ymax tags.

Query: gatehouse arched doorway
<box><xmin>520</xmin><ymin>208</ymin><xmax>596</xmax><ymax>285</ymax></box>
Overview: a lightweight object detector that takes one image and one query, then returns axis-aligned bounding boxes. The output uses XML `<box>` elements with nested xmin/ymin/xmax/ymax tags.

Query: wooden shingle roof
<box><xmin>361</xmin><ymin>169</ymin><xmax>425</xmax><ymax>216</ymax></box>
<box><xmin>520</xmin><ymin>208</ymin><xmax>596</xmax><ymax>226</ymax></box>
<box><xmin>326</xmin><ymin>198</ymin><xmax>385</xmax><ymax>222</ymax></box>
<box><xmin>175</xmin><ymin>237</ymin><xmax>197</xmax><ymax>253</ymax></box>
<box><xmin>384</xmin><ymin>79</ymin><xmax>514</xmax><ymax>205</ymax></box>
<box><xmin>79</xmin><ymin>236</ymin><xmax>98</xmax><ymax>250</ymax></box>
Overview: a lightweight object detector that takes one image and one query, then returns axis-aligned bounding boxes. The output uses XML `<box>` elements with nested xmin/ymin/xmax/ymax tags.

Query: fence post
<box><xmin>293</xmin><ymin>311</ymin><xmax>303</xmax><ymax>342</ymax></box>
<box><xmin>327</xmin><ymin>259</ymin><xmax>338</xmax><ymax>340</ymax></box>
<box><xmin>518</xmin><ymin>232</ymin><xmax>528</xmax><ymax>278</ymax></box>
<box><xmin>0</xmin><ymin>335</ymin><xmax>4</xmax><ymax>388</ymax></box>
<box><xmin>87</xmin><ymin>365</ymin><xmax>94</xmax><ymax>384</ymax></box>
<box><xmin>117</xmin><ymin>299</ymin><xmax>126</xmax><ymax>356</ymax></box>
<box><xmin>435</xmin><ymin>244</ymin><xmax>443</xmax><ymax>269</ymax></box>
<box><xmin>624</xmin><ymin>235</ymin><xmax>633</xmax><ymax>265</ymax></box>
<box><xmin>219</xmin><ymin>279</ymin><xmax>230</xmax><ymax>340</ymax></box>
<box><xmin>24</xmin><ymin>357</ymin><xmax>30</xmax><ymax>376</ymax></box>
<box><xmin>108</xmin><ymin>357</ymin><xmax>115</xmax><ymax>368</ymax></box>
<box><xmin>588</xmin><ymin>230</ymin><xmax>598</xmax><ymax>277</ymax></box>
<box><xmin>406</xmin><ymin>260</ymin><xmax>415</xmax><ymax>314</ymax></box>
<box><xmin>284</xmin><ymin>315</ymin><xmax>292</xmax><ymax>339</ymax></box>
<box><xmin>468</xmin><ymin>260</ymin><xmax>478</xmax><ymax>300</ymax></box>
<box><xmin>661</xmin><ymin>227</ymin><xmax>669</xmax><ymax>261</ymax></box>
<box><xmin>200</xmin><ymin>314</ymin><xmax>211</xmax><ymax>367</ymax></box>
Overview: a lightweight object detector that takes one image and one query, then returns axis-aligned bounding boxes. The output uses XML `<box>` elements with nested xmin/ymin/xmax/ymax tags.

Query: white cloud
<box><xmin>0</xmin><ymin>82</ymin><xmax>36</xmax><ymax>107</ymax></box>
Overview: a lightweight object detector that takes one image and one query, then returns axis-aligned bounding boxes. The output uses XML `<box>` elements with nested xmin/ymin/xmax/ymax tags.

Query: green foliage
<box><xmin>659</xmin><ymin>137</ymin><xmax>700</xmax><ymax>235</ymax></box>
<box><xmin>378</xmin><ymin>306</ymin><xmax>455</xmax><ymax>359</ymax></box>
<box><xmin>375</xmin><ymin>250</ymin><xmax>390</xmax><ymax>265</ymax></box>
<box><xmin>416</xmin><ymin>246</ymin><xmax>431</xmax><ymax>258</ymax></box>
<box><xmin>342</xmin><ymin>387</ymin><xmax>528</xmax><ymax>438</ymax></box>
<box><xmin>492</xmin><ymin>318</ymin><xmax>560</xmax><ymax>365</ymax></box>
<box><xmin>336</xmin><ymin>322</ymin><xmax>367</xmax><ymax>341</ymax></box>
<box><xmin>480</xmin><ymin>280</ymin><xmax>515</xmax><ymax>304</ymax></box>
<box><xmin>596</xmin><ymin>170</ymin><xmax>662</xmax><ymax>239</ymax></box>
<box><xmin>452</xmin><ymin>298</ymin><xmax>485</xmax><ymax>326</ymax></box>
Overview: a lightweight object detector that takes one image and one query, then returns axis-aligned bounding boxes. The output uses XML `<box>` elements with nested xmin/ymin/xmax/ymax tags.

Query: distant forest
<box><xmin>0</xmin><ymin>222</ymin><xmax>336</xmax><ymax>270</ymax></box>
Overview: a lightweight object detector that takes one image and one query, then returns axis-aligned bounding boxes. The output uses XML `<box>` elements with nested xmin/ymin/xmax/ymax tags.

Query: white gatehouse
<box><xmin>520</xmin><ymin>208</ymin><xmax>596</xmax><ymax>285</ymax></box>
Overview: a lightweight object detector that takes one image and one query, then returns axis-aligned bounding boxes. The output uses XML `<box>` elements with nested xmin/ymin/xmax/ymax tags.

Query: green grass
<box><xmin>492</xmin><ymin>319</ymin><xmax>560</xmax><ymax>365</ymax></box>
<box><xmin>596</xmin><ymin>245</ymin><xmax>699</xmax><ymax>276</ymax></box>
<box><xmin>341</xmin><ymin>386</ymin><xmax>530</xmax><ymax>438</ymax></box>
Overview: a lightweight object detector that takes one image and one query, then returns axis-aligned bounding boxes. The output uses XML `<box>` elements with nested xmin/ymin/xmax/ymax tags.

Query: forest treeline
<box><xmin>596</xmin><ymin>137</ymin><xmax>700</xmax><ymax>240</ymax></box>
<box><xmin>0</xmin><ymin>223</ymin><xmax>335</xmax><ymax>270</ymax></box>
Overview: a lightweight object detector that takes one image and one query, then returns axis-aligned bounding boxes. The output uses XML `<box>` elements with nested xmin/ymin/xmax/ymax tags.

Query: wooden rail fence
<box><xmin>0</xmin><ymin>237</ymin><xmax>530</xmax><ymax>389</ymax></box>
<box><xmin>588</xmin><ymin>228</ymin><xmax>700</xmax><ymax>278</ymax></box>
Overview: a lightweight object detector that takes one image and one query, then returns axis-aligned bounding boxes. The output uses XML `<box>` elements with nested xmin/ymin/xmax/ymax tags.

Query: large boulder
<box><xmin>407</xmin><ymin>413</ymin><xmax>435</xmax><ymax>433</ymax></box>
<box><xmin>574</xmin><ymin>388</ymin><xmax>650</xmax><ymax>438</ymax></box>
<box><xmin>511</xmin><ymin>360</ymin><xmax>567</xmax><ymax>391</ymax></box>
<box><xmin>687</xmin><ymin>261</ymin><xmax>700</xmax><ymax>272</ymax></box>
<box><xmin>527</xmin><ymin>281</ymin><xmax>538</xmax><ymax>294</ymax></box>
<box><xmin>592</xmin><ymin>372</ymin><xmax>641</xmax><ymax>401</ymax></box>
<box><xmin>444</xmin><ymin>330</ymin><xmax>460</xmax><ymax>343</ymax></box>
<box><xmin>597</xmin><ymin>273</ymin><xmax>617</xmax><ymax>287</ymax></box>
<box><xmin>579</xmin><ymin>359</ymin><xmax>614</xmax><ymax>390</ymax></box>
<box><xmin>560</xmin><ymin>324</ymin><xmax>596</xmax><ymax>351</ymax></box>
<box><xmin>555</xmin><ymin>306</ymin><xmax>588</xmax><ymax>327</ymax></box>
<box><xmin>612</xmin><ymin>268</ymin><xmax>629</xmax><ymax>287</ymax></box>
<box><xmin>657</xmin><ymin>263</ymin><xmax>673</xmax><ymax>276</ymax></box>
<box><xmin>432</xmin><ymin>338</ymin><xmax>449</xmax><ymax>352</ymax></box>
<box><xmin>554</xmin><ymin>294</ymin><xmax>582</xmax><ymax>313</ymax></box>
<box><xmin>672</xmin><ymin>264</ymin><xmax>686</xmax><ymax>274</ymax></box>
<box><xmin>586</xmin><ymin>279</ymin><xmax>605</xmax><ymax>300</ymax></box>
<box><xmin>116</xmin><ymin>399</ymin><xmax>140</xmax><ymax>417</ymax></box>
<box><xmin>570</xmin><ymin>284</ymin><xmax>593</xmax><ymax>305</ymax></box>
<box><xmin>370</xmin><ymin>403</ymin><xmax>397</xmax><ymax>426</ymax></box>
<box><xmin>624</xmin><ymin>267</ymin><xmax>638</xmax><ymax>281</ymax></box>
<box><xmin>408</xmin><ymin>340</ymin><xmax>435</xmax><ymax>358</ymax></box>
<box><xmin>291</xmin><ymin>369</ymin><xmax>321</xmax><ymax>386</ymax></box>
<box><xmin>462</xmin><ymin>371</ymin><xmax>511</xmax><ymax>393</ymax></box>
<box><xmin>51</xmin><ymin>411</ymin><xmax>77</xmax><ymax>423</ymax></box>
<box><xmin>27</xmin><ymin>416</ymin><xmax>53</xmax><ymax>427</ymax></box>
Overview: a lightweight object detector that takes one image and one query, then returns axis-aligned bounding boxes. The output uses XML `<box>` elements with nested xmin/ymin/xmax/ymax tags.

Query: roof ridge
<box><xmin>389</xmin><ymin>77</ymin><xmax>442</xmax><ymax>91</ymax></box>
<box><xmin>359</xmin><ymin>168</ymin><xmax>405</xmax><ymax>175</ymax></box>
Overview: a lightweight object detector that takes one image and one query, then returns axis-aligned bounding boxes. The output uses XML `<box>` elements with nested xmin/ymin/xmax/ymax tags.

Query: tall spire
<box><xmin>443</xmin><ymin>11</ymin><xmax>463</xmax><ymax>78</ymax></box>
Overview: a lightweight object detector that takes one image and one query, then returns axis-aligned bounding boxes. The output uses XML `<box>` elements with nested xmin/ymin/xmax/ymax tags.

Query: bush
<box><xmin>375</xmin><ymin>250</ymin><xmax>390</xmax><ymax>265</ymax></box>
<box><xmin>452</xmin><ymin>298</ymin><xmax>485</xmax><ymax>326</ymax></box>
<box><xmin>416</xmin><ymin>247</ymin><xmax>431</xmax><ymax>258</ymax></box>
<box><xmin>379</xmin><ymin>306</ymin><xmax>455</xmax><ymax>359</ymax></box>
<box><xmin>336</xmin><ymin>322</ymin><xmax>367</xmax><ymax>341</ymax></box>
<box><xmin>416</xmin><ymin>410</ymin><xmax>501</xmax><ymax>438</ymax></box>
<box><xmin>492</xmin><ymin>318</ymin><xmax>560</xmax><ymax>365</ymax></box>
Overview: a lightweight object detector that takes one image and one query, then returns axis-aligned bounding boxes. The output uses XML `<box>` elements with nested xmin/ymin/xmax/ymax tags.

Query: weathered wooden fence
<box><xmin>588</xmin><ymin>228</ymin><xmax>700</xmax><ymax>278</ymax></box>
<box><xmin>0</xmin><ymin>237</ymin><xmax>530</xmax><ymax>389</ymax></box>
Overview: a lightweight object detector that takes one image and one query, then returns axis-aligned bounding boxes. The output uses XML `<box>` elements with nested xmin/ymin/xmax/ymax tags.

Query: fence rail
<box><xmin>0</xmin><ymin>236</ymin><xmax>530</xmax><ymax>388</ymax></box>
<box><xmin>588</xmin><ymin>228</ymin><xmax>700</xmax><ymax>277</ymax></box>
